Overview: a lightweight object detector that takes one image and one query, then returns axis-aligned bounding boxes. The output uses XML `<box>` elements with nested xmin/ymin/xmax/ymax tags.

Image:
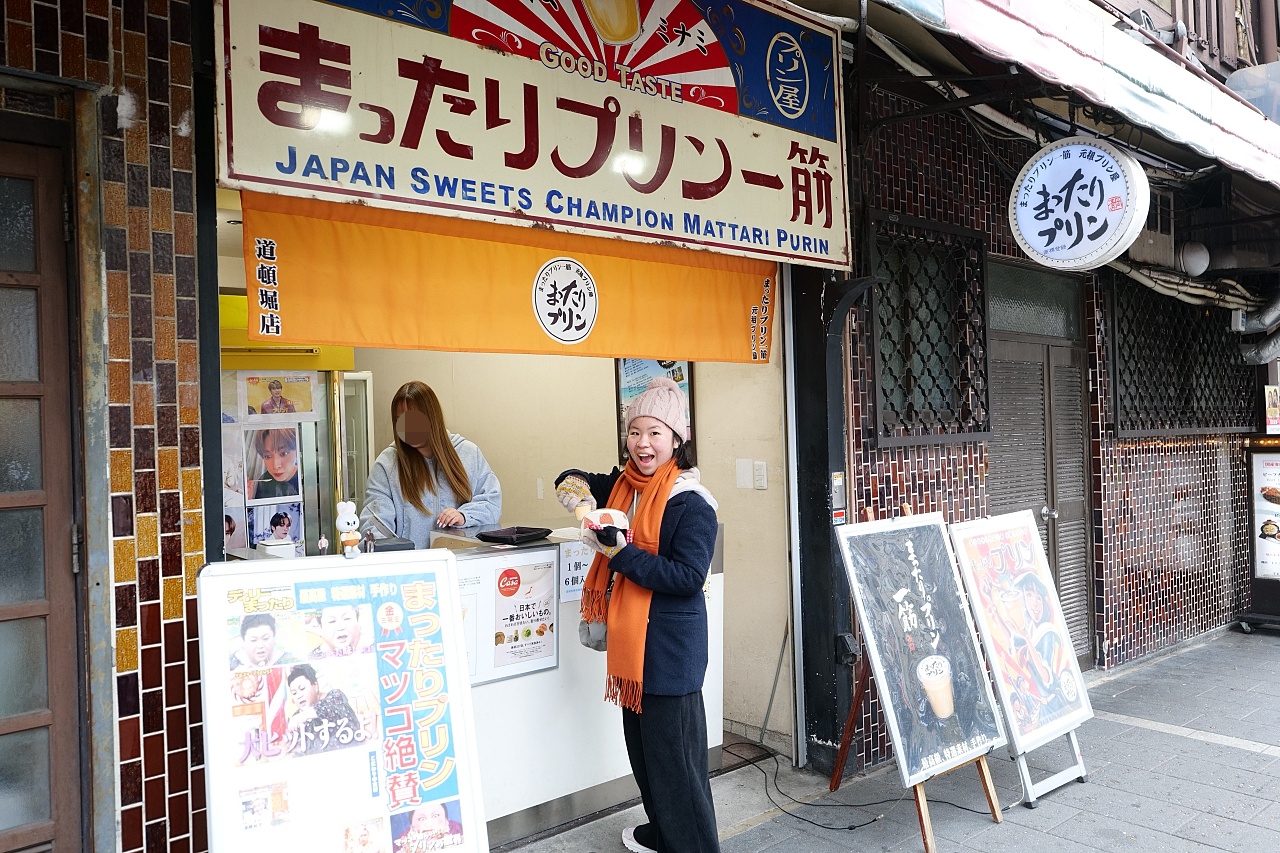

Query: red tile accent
<box><xmin>119</xmin><ymin>716</ymin><xmax>141</xmax><ymax>761</ymax></box>
<box><xmin>121</xmin><ymin>805</ymin><xmax>144</xmax><ymax>852</ymax></box>
<box><xmin>142</xmin><ymin>732</ymin><xmax>165</xmax><ymax>779</ymax></box>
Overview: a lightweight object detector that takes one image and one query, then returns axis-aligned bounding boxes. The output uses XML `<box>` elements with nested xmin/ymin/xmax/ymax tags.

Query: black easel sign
<box><xmin>835</xmin><ymin>514</ymin><xmax>1006</xmax><ymax>787</ymax></box>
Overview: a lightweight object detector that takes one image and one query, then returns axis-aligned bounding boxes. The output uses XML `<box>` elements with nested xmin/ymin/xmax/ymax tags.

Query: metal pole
<box><xmin>1262</xmin><ymin>0</ymin><xmax>1278</xmax><ymax>64</ymax></box>
<box><xmin>758</xmin><ymin>622</ymin><xmax>790</xmax><ymax>745</ymax></box>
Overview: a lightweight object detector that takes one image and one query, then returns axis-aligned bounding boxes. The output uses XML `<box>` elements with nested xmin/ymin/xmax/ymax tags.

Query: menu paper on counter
<box><xmin>198</xmin><ymin>551</ymin><xmax>487</xmax><ymax>853</ymax></box>
<box><xmin>1252</xmin><ymin>453</ymin><xmax>1280</xmax><ymax>580</ymax></box>
<box><xmin>454</xmin><ymin>547</ymin><xmax>560</xmax><ymax>685</ymax></box>
<box><xmin>557</xmin><ymin>541</ymin><xmax>593</xmax><ymax>603</ymax></box>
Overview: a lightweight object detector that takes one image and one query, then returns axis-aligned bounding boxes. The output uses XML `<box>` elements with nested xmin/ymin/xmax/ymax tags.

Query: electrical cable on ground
<box><xmin>720</xmin><ymin>743</ymin><xmax>1022</xmax><ymax>836</ymax></box>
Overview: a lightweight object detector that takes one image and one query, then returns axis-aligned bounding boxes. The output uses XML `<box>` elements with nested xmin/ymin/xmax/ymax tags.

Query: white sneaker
<box><xmin>622</xmin><ymin>825</ymin><xmax>657</xmax><ymax>853</ymax></box>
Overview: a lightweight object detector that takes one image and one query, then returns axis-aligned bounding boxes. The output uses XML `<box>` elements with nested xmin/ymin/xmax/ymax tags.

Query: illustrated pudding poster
<box><xmin>835</xmin><ymin>514</ymin><xmax>1006</xmax><ymax>787</ymax></box>
<box><xmin>949</xmin><ymin>511</ymin><xmax>1094</xmax><ymax>755</ymax></box>
<box><xmin>1251</xmin><ymin>453</ymin><xmax>1280</xmax><ymax>580</ymax></box>
<box><xmin>199</xmin><ymin>551</ymin><xmax>487</xmax><ymax>853</ymax></box>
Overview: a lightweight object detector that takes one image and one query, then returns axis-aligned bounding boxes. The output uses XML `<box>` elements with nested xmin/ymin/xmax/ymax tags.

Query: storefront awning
<box><xmin>240</xmin><ymin>192</ymin><xmax>777</xmax><ymax>364</ymax></box>
<box><xmin>874</xmin><ymin>0</ymin><xmax>1280</xmax><ymax>190</ymax></box>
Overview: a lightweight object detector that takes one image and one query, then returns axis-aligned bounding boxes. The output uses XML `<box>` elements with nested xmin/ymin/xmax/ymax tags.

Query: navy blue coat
<box><xmin>561</xmin><ymin>468</ymin><xmax>717</xmax><ymax>696</ymax></box>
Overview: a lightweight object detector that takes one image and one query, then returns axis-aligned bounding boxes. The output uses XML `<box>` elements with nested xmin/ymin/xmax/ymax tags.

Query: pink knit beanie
<box><xmin>625</xmin><ymin>377</ymin><xmax>689</xmax><ymax>441</ymax></box>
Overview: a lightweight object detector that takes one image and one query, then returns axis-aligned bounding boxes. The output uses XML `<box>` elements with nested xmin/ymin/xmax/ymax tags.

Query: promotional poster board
<box><xmin>198</xmin><ymin>551</ymin><xmax>488</xmax><ymax>853</ymax></box>
<box><xmin>214</xmin><ymin>0</ymin><xmax>850</xmax><ymax>269</ymax></box>
<box><xmin>835</xmin><ymin>514</ymin><xmax>1006</xmax><ymax>787</ymax></box>
<box><xmin>615</xmin><ymin>358</ymin><xmax>693</xmax><ymax>463</ymax></box>
<box><xmin>949</xmin><ymin>511</ymin><xmax>1094</xmax><ymax>756</ymax></box>
<box><xmin>455</xmin><ymin>547</ymin><xmax>560</xmax><ymax>685</ymax></box>
<box><xmin>1251</xmin><ymin>452</ymin><xmax>1280</xmax><ymax>581</ymax></box>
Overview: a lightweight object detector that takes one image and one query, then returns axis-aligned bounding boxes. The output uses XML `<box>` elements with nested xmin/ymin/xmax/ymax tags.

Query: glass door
<box><xmin>341</xmin><ymin>371</ymin><xmax>375</xmax><ymax>508</ymax></box>
<box><xmin>0</xmin><ymin>141</ymin><xmax>82</xmax><ymax>853</ymax></box>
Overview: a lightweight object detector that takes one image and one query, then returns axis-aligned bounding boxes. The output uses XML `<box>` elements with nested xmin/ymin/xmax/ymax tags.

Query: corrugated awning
<box><xmin>875</xmin><ymin>0</ymin><xmax>1280</xmax><ymax>190</ymax></box>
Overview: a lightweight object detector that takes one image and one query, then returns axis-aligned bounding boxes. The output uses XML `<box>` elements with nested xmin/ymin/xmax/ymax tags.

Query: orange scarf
<box><xmin>579</xmin><ymin>458</ymin><xmax>681</xmax><ymax>712</ymax></box>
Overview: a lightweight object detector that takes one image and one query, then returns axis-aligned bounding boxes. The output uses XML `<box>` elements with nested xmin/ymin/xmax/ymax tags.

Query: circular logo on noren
<box><xmin>533</xmin><ymin>257</ymin><xmax>598</xmax><ymax>344</ymax></box>
<box><xmin>767</xmin><ymin>32</ymin><xmax>809</xmax><ymax>120</ymax></box>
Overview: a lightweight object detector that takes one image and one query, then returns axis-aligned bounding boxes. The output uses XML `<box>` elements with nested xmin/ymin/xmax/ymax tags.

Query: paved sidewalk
<box><xmin>510</xmin><ymin>627</ymin><xmax>1280</xmax><ymax>853</ymax></box>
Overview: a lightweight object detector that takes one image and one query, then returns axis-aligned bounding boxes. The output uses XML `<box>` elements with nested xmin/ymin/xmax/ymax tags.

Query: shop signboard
<box><xmin>1251</xmin><ymin>453</ymin><xmax>1280</xmax><ymax>580</ymax></box>
<box><xmin>1009</xmin><ymin>138</ymin><xmax>1150</xmax><ymax>271</ymax></box>
<box><xmin>834</xmin><ymin>514</ymin><xmax>1006</xmax><ymax>787</ymax></box>
<box><xmin>198</xmin><ymin>550</ymin><xmax>488</xmax><ymax>853</ymax></box>
<box><xmin>949</xmin><ymin>512</ymin><xmax>1093</xmax><ymax>756</ymax></box>
<box><xmin>455</xmin><ymin>547</ymin><xmax>560</xmax><ymax>684</ymax></box>
<box><xmin>215</xmin><ymin>0</ymin><xmax>850</xmax><ymax>269</ymax></box>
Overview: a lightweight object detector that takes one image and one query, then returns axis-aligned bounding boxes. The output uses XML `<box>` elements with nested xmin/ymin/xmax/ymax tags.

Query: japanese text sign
<box><xmin>1010</xmin><ymin>138</ymin><xmax>1149</xmax><ymax>271</ymax></box>
<box><xmin>215</xmin><ymin>0</ymin><xmax>850</xmax><ymax>268</ymax></box>
<box><xmin>835</xmin><ymin>514</ymin><xmax>1006</xmax><ymax>788</ymax></box>
<box><xmin>949</xmin><ymin>512</ymin><xmax>1093</xmax><ymax>756</ymax></box>
<box><xmin>198</xmin><ymin>551</ymin><xmax>488</xmax><ymax>853</ymax></box>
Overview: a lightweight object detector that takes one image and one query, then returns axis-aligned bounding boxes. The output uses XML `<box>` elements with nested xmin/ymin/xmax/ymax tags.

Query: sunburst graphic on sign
<box><xmin>449</xmin><ymin>0</ymin><xmax>738</xmax><ymax>114</ymax></box>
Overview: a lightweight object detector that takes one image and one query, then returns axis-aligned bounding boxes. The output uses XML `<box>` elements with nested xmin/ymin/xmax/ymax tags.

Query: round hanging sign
<box><xmin>1009</xmin><ymin>138</ymin><xmax>1150</xmax><ymax>271</ymax></box>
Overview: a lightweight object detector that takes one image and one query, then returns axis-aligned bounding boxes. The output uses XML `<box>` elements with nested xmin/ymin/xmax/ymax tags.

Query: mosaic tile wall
<box><xmin>841</xmin><ymin>88</ymin><xmax>1034</xmax><ymax>772</ymax></box>
<box><xmin>1087</xmin><ymin>277</ymin><xmax>1251</xmax><ymax>667</ymax></box>
<box><xmin>1</xmin><ymin>2</ymin><xmax>207</xmax><ymax>852</ymax></box>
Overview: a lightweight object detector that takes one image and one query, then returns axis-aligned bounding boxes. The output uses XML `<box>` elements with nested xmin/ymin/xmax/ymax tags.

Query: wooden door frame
<box><xmin>988</xmin><ymin>332</ymin><xmax>1097</xmax><ymax>670</ymax></box>
<box><xmin>0</xmin><ymin>136</ymin><xmax>80</xmax><ymax>853</ymax></box>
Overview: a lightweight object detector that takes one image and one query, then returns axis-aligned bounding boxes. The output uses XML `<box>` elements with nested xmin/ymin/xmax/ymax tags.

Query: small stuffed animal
<box><xmin>335</xmin><ymin>501</ymin><xmax>362</xmax><ymax>559</ymax></box>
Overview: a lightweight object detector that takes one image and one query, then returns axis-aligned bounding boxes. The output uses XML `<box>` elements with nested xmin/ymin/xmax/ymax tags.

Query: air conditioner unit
<box><xmin>1127</xmin><ymin>189</ymin><xmax>1174</xmax><ymax>268</ymax></box>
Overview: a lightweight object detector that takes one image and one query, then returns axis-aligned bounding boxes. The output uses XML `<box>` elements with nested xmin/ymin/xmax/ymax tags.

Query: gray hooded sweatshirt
<box><xmin>359</xmin><ymin>433</ymin><xmax>502</xmax><ymax>548</ymax></box>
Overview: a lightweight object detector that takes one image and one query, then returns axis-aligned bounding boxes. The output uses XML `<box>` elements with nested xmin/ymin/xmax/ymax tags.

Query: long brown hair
<box><xmin>391</xmin><ymin>381</ymin><xmax>473</xmax><ymax>514</ymax></box>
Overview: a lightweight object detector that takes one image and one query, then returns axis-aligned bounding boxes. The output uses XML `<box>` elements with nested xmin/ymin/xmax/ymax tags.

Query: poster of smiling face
<box><xmin>835</xmin><ymin>513</ymin><xmax>1006</xmax><ymax>788</ymax></box>
<box><xmin>949</xmin><ymin>511</ymin><xmax>1093</xmax><ymax>755</ymax></box>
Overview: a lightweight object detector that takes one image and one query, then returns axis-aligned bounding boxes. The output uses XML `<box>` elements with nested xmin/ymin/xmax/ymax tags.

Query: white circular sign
<box><xmin>1009</xmin><ymin>138</ymin><xmax>1150</xmax><ymax>271</ymax></box>
<box><xmin>532</xmin><ymin>257</ymin><xmax>598</xmax><ymax>344</ymax></box>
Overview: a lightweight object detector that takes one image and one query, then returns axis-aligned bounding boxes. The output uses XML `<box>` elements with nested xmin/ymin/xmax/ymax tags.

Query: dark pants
<box><xmin>621</xmin><ymin>691</ymin><xmax>720</xmax><ymax>853</ymax></box>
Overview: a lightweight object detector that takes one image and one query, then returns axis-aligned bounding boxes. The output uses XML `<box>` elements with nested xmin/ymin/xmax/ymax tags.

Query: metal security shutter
<box><xmin>1052</xmin><ymin>360</ymin><xmax>1092</xmax><ymax>657</ymax></box>
<box><xmin>988</xmin><ymin>356</ymin><xmax>1049</xmax><ymax>557</ymax></box>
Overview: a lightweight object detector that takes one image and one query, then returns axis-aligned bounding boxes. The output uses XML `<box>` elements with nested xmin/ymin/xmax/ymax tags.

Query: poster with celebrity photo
<box><xmin>242</xmin><ymin>371</ymin><xmax>320</xmax><ymax>422</ymax></box>
<box><xmin>836</xmin><ymin>513</ymin><xmax>1006</xmax><ymax>787</ymax></box>
<box><xmin>197</xmin><ymin>551</ymin><xmax>489</xmax><ymax>853</ymax></box>
<box><xmin>390</xmin><ymin>800</ymin><xmax>465</xmax><ymax>853</ymax></box>
<box><xmin>245</xmin><ymin>427</ymin><xmax>302</xmax><ymax>503</ymax></box>
<box><xmin>224</xmin><ymin>506</ymin><xmax>248</xmax><ymax>551</ymax></box>
<box><xmin>223</xmin><ymin>427</ymin><xmax>247</xmax><ymax>508</ymax></box>
<box><xmin>248</xmin><ymin>502</ymin><xmax>304</xmax><ymax>557</ymax></box>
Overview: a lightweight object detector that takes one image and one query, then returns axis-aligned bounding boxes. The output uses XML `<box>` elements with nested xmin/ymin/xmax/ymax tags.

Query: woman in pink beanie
<box><xmin>555</xmin><ymin>377</ymin><xmax>721</xmax><ymax>853</ymax></box>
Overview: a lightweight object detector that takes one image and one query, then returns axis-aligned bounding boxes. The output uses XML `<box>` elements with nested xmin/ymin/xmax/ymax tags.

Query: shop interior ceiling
<box><xmin>217</xmin><ymin>188</ymin><xmax>246</xmax><ymax>295</ymax></box>
<box><xmin>797</xmin><ymin>0</ymin><xmax>1280</xmax><ymax>308</ymax></box>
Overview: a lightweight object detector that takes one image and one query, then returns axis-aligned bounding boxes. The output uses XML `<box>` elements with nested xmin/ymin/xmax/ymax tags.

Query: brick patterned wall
<box><xmin>844</xmin><ymin>87</ymin><xmax>1250</xmax><ymax>772</ymax></box>
<box><xmin>841</xmin><ymin>88</ymin><xmax>1035</xmax><ymax>773</ymax></box>
<box><xmin>1087</xmin><ymin>276</ymin><xmax>1251</xmax><ymax>667</ymax></box>
<box><xmin>1</xmin><ymin>2</ymin><xmax>207</xmax><ymax>852</ymax></box>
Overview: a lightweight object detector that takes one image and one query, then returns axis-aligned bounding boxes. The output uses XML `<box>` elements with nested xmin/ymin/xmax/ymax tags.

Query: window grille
<box><xmin>868</xmin><ymin>212</ymin><xmax>991</xmax><ymax>447</ymax></box>
<box><xmin>1109</xmin><ymin>272</ymin><xmax>1256</xmax><ymax>436</ymax></box>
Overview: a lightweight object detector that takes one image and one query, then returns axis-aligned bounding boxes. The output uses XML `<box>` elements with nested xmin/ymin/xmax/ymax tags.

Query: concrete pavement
<box><xmin>507</xmin><ymin>626</ymin><xmax>1280</xmax><ymax>853</ymax></box>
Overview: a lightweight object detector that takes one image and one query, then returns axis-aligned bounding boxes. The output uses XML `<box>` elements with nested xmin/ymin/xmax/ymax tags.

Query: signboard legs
<box><xmin>914</xmin><ymin>756</ymin><xmax>1002</xmax><ymax>853</ymax></box>
<box><xmin>1011</xmin><ymin>730</ymin><xmax>1088</xmax><ymax>808</ymax></box>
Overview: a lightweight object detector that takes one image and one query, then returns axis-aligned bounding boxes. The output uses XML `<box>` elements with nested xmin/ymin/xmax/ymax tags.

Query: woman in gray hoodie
<box><xmin>360</xmin><ymin>381</ymin><xmax>502</xmax><ymax>548</ymax></box>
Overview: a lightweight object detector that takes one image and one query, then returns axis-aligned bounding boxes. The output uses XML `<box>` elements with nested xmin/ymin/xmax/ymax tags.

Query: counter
<box><xmin>428</xmin><ymin>523</ymin><xmax>725</xmax><ymax>846</ymax></box>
